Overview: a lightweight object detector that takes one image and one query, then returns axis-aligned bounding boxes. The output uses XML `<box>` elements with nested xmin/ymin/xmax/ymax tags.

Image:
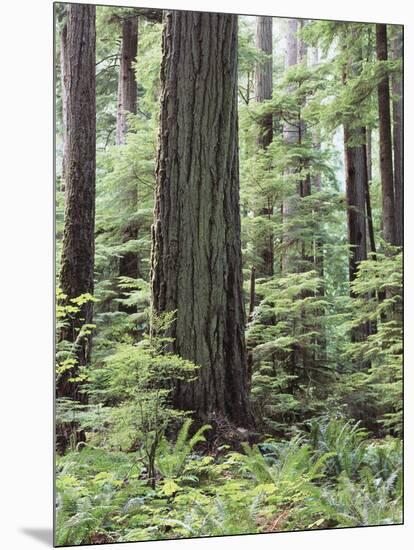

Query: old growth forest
<box><xmin>55</xmin><ymin>3</ymin><xmax>403</xmax><ymax>545</ymax></box>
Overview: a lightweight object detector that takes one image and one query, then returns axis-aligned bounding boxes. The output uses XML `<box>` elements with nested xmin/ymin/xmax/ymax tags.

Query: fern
<box><xmin>156</xmin><ymin>420</ymin><xmax>212</xmax><ymax>478</ymax></box>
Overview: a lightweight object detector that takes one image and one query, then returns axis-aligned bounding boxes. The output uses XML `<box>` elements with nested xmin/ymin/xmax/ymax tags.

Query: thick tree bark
<box><xmin>391</xmin><ymin>30</ymin><xmax>403</xmax><ymax>246</ymax></box>
<box><xmin>151</xmin><ymin>11</ymin><xmax>253</xmax><ymax>427</ymax></box>
<box><xmin>57</xmin><ymin>4</ymin><xmax>96</xmax><ymax>451</ymax></box>
<box><xmin>60</xmin><ymin>23</ymin><xmax>68</xmax><ymax>192</ymax></box>
<box><xmin>376</xmin><ymin>24</ymin><xmax>396</xmax><ymax>246</ymax></box>
<box><xmin>116</xmin><ymin>16</ymin><xmax>140</xmax><ymax>312</ymax></box>
<box><xmin>255</xmin><ymin>16</ymin><xmax>274</xmax><ymax>277</ymax></box>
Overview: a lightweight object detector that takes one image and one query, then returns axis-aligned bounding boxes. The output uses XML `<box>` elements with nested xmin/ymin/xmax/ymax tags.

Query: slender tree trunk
<box><xmin>391</xmin><ymin>30</ymin><xmax>403</xmax><ymax>246</ymax></box>
<box><xmin>366</xmin><ymin>127</ymin><xmax>372</xmax><ymax>184</ymax></box>
<box><xmin>248</xmin><ymin>266</ymin><xmax>256</xmax><ymax>322</ymax></box>
<box><xmin>255</xmin><ymin>16</ymin><xmax>273</xmax><ymax>148</ymax></box>
<box><xmin>362</xmin><ymin>129</ymin><xmax>377</xmax><ymax>336</ymax></box>
<box><xmin>376</xmin><ymin>24</ymin><xmax>396</xmax><ymax>246</ymax></box>
<box><xmin>116</xmin><ymin>17</ymin><xmax>138</xmax><ymax>145</ymax></box>
<box><xmin>297</xmin><ymin>21</ymin><xmax>311</xmax><ymax>266</ymax></box>
<box><xmin>363</xmin><ymin>129</ymin><xmax>376</xmax><ymax>258</ymax></box>
<box><xmin>116</xmin><ymin>16</ymin><xmax>140</xmax><ymax>312</ymax></box>
<box><xmin>298</xmin><ymin>20</ymin><xmax>307</xmax><ymax>65</ymax></box>
<box><xmin>282</xmin><ymin>19</ymin><xmax>299</xmax><ymax>273</ymax></box>
<box><xmin>255</xmin><ymin>16</ymin><xmax>274</xmax><ymax>277</ymax></box>
<box><xmin>57</xmin><ymin>4</ymin><xmax>96</xmax><ymax>452</ymax></box>
<box><xmin>151</xmin><ymin>11</ymin><xmax>253</xmax><ymax>427</ymax></box>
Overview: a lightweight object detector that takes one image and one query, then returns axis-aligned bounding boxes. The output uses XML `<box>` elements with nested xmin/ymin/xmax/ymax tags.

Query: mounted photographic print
<box><xmin>54</xmin><ymin>1</ymin><xmax>403</xmax><ymax>546</ymax></box>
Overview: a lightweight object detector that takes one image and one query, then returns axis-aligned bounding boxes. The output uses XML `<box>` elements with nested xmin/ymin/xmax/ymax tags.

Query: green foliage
<box><xmin>56</xmin><ymin>420</ymin><xmax>402</xmax><ymax>545</ymax></box>
<box><xmin>55</xmin><ymin>9</ymin><xmax>403</xmax><ymax>545</ymax></box>
<box><xmin>156</xmin><ymin>419</ymin><xmax>212</xmax><ymax>478</ymax></box>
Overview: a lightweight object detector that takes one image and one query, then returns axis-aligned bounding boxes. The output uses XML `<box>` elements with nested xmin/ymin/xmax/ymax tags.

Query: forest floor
<box><xmin>55</xmin><ymin>417</ymin><xmax>402</xmax><ymax>546</ymax></box>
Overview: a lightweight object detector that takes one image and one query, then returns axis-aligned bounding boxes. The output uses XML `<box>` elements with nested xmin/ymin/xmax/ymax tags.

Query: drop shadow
<box><xmin>20</xmin><ymin>528</ymin><xmax>54</xmax><ymax>546</ymax></box>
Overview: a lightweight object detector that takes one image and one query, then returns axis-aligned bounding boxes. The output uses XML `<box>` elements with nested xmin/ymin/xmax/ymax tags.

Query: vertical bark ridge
<box><xmin>57</xmin><ymin>4</ymin><xmax>96</xmax><ymax>452</ymax></box>
<box><xmin>151</xmin><ymin>11</ymin><xmax>252</xmax><ymax>426</ymax></box>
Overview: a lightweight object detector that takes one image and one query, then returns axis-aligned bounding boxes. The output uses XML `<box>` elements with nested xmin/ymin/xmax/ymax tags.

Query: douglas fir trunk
<box><xmin>116</xmin><ymin>16</ymin><xmax>140</xmax><ymax>307</ymax></box>
<box><xmin>58</xmin><ymin>4</ymin><xmax>96</xmax><ymax>397</ymax></box>
<box><xmin>391</xmin><ymin>30</ymin><xmax>403</xmax><ymax>247</ymax></box>
<box><xmin>376</xmin><ymin>24</ymin><xmax>396</xmax><ymax>246</ymax></box>
<box><xmin>343</xmin><ymin>125</ymin><xmax>368</xmax><ymax>282</ymax></box>
<box><xmin>116</xmin><ymin>16</ymin><xmax>138</xmax><ymax>145</ymax></box>
<box><xmin>281</xmin><ymin>19</ymin><xmax>299</xmax><ymax>273</ymax></box>
<box><xmin>151</xmin><ymin>11</ymin><xmax>253</xmax><ymax>427</ymax></box>
<box><xmin>57</xmin><ymin>4</ymin><xmax>96</xmax><ymax>451</ymax></box>
<box><xmin>255</xmin><ymin>15</ymin><xmax>274</xmax><ymax>277</ymax></box>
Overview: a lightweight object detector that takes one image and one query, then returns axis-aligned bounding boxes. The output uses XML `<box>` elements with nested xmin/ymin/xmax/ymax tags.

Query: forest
<box><xmin>55</xmin><ymin>2</ymin><xmax>403</xmax><ymax>546</ymax></box>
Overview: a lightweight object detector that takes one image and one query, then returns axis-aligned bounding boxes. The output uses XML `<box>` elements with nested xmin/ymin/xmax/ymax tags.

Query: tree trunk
<box><xmin>391</xmin><ymin>30</ymin><xmax>403</xmax><ymax>246</ymax></box>
<box><xmin>366</xmin><ymin>127</ymin><xmax>372</xmax><ymax>183</ymax></box>
<box><xmin>376</xmin><ymin>24</ymin><xmax>396</xmax><ymax>246</ymax></box>
<box><xmin>255</xmin><ymin>16</ymin><xmax>273</xmax><ymax>148</ymax></box>
<box><xmin>281</xmin><ymin>19</ymin><xmax>299</xmax><ymax>273</ymax></box>
<box><xmin>60</xmin><ymin>23</ymin><xmax>68</xmax><ymax>192</ymax></box>
<box><xmin>343</xmin><ymin>125</ymin><xmax>370</xmax><ymax>344</ymax></box>
<box><xmin>151</xmin><ymin>11</ymin><xmax>253</xmax><ymax>427</ymax></box>
<box><xmin>298</xmin><ymin>19</ymin><xmax>307</xmax><ymax>65</ymax></box>
<box><xmin>255</xmin><ymin>16</ymin><xmax>274</xmax><ymax>277</ymax></box>
<box><xmin>363</xmin><ymin>129</ymin><xmax>376</xmax><ymax>258</ymax></box>
<box><xmin>116</xmin><ymin>16</ymin><xmax>140</xmax><ymax>312</ymax></box>
<box><xmin>58</xmin><ymin>4</ymin><xmax>96</xmax><ymax>451</ymax></box>
<box><xmin>248</xmin><ymin>266</ymin><xmax>256</xmax><ymax>322</ymax></box>
<box><xmin>343</xmin><ymin>125</ymin><xmax>368</xmax><ymax>283</ymax></box>
<box><xmin>116</xmin><ymin>17</ymin><xmax>138</xmax><ymax>145</ymax></box>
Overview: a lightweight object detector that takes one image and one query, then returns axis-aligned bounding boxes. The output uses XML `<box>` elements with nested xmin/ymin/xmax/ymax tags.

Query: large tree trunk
<box><xmin>116</xmin><ymin>16</ymin><xmax>140</xmax><ymax>312</ymax></box>
<box><xmin>255</xmin><ymin>16</ymin><xmax>274</xmax><ymax>278</ymax></box>
<box><xmin>60</xmin><ymin>23</ymin><xmax>68</xmax><ymax>192</ymax></box>
<box><xmin>151</xmin><ymin>11</ymin><xmax>253</xmax><ymax>427</ymax></box>
<box><xmin>391</xmin><ymin>30</ymin><xmax>403</xmax><ymax>246</ymax></box>
<box><xmin>57</xmin><ymin>4</ymin><xmax>96</xmax><ymax>450</ymax></box>
<box><xmin>376</xmin><ymin>24</ymin><xmax>396</xmax><ymax>246</ymax></box>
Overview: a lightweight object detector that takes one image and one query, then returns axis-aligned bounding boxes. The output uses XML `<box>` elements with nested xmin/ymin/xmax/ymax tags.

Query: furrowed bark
<box><xmin>57</xmin><ymin>3</ymin><xmax>96</xmax><ymax>452</ymax></box>
<box><xmin>60</xmin><ymin>22</ymin><xmax>68</xmax><ymax>192</ymax></box>
<box><xmin>151</xmin><ymin>11</ymin><xmax>253</xmax><ymax>427</ymax></box>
